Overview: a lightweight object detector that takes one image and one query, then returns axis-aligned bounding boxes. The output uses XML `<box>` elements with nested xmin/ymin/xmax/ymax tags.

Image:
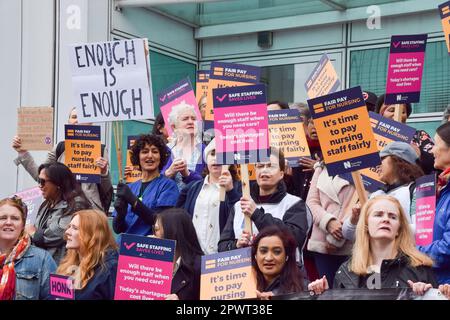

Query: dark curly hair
<box><xmin>130</xmin><ymin>134</ymin><xmax>169</xmax><ymax>171</ymax></box>
<box><xmin>388</xmin><ymin>155</ymin><xmax>424</xmax><ymax>185</ymax></box>
<box><xmin>251</xmin><ymin>225</ymin><xmax>304</xmax><ymax>294</ymax></box>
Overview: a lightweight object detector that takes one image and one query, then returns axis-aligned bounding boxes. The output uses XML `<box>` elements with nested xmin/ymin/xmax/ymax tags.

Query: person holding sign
<box><xmin>306</xmin><ymin>160</ymin><xmax>356</xmax><ymax>287</ymax></box>
<box><xmin>112</xmin><ymin>134</ymin><xmax>179</xmax><ymax>237</ymax></box>
<box><xmin>309</xmin><ymin>196</ymin><xmax>437</xmax><ymax>294</ymax></box>
<box><xmin>0</xmin><ymin>196</ymin><xmax>56</xmax><ymax>300</ymax></box>
<box><xmin>343</xmin><ymin>142</ymin><xmax>424</xmax><ymax>242</ymax></box>
<box><xmin>153</xmin><ymin>208</ymin><xmax>204</xmax><ymax>300</ymax></box>
<box><xmin>151</xmin><ymin>112</ymin><xmax>170</xmax><ymax>144</ymax></box>
<box><xmin>176</xmin><ymin>139</ymin><xmax>242</xmax><ymax>254</ymax></box>
<box><xmin>375</xmin><ymin>94</ymin><xmax>435</xmax><ymax>175</ymax></box>
<box><xmin>25</xmin><ymin>163</ymin><xmax>91</xmax><ymax>265</ymax></box>
<box><xmin>57</xmin><ymin>210</ymin><xmax>118</xmax><ymax>300</ymax></box>
<box><xmin>164</xmin><ymin>101</ymin><xmax>205</xmax><ymax>191</ymax></box>
<box><xmin>252</xmin><ymin>225</ymin><xmax>304</xmax><ymax>299</ymax></box>
<box><xmin>218</xmin><ymin>148</ymin><xmax>311</xmax><ymax>272</ymax></box>
<box><xmin>418</xmin><ymin>123</ymin><xmax>450</xmax><ymax>284</ymax></box>
<box><xmin>12</xmin><ymin>107</ymin><xmax>113</xmax><ymax>214</ymax></box>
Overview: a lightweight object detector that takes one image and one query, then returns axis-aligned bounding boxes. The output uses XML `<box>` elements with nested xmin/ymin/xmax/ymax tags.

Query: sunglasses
<box><xmin>38</xmin><ymin>178</ymin><xmax>53</xmax><ymax>187</ymax></box>
<box><xmin>10</xmin><ymin>195</ymin><xmax>28</xmax><ymax>216</ymax></box>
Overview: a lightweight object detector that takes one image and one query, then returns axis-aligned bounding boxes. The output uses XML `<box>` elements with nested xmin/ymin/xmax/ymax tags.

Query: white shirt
<box><xmin>192</xmin><ymin>176</ymin><xmax>221</xmax><ymax>255</ymax></box>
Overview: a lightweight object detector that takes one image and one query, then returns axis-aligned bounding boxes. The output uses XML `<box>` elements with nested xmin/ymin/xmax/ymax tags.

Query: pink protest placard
<box><xmin>385</xmin><ymin>34</ymin><xmax>427</xmax><ymax>104</ymax></box>
<box><xmin>157</xmin><ymin>78</ymin><xmax>202</xmax><ymax>137</ymax></box>
<box><xmin>49</xmin><ymin>274</ymin><xmax>75</xmax><ymax>300</ymax></box>
<box><xmin>213</xmin><ymin>84</ymin><xmax>269</xmax><ymax>165</ymax></box>
<box><xmin>13</xmin><ymin>186</ymin><xmax>44</xmax><ymax>225</ymax></box>
<box><xmin>114</xmin><ymin>234</ymin><xmax>176</xmax><ymax>300</ymax></box>
<box><xmin>415</xmin><ymin>174</ymin><xmax>436</xmax><ymax>246</ymax></box>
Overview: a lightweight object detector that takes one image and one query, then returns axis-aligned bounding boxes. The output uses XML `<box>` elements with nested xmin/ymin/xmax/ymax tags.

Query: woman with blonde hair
<box><xmin>57</xmin><ymin>209</ymin><xmax>118</xmax><ymax>300</ymax></box>
<box><xmin>309</xmin><ymin>195</ymin><xmax>437</xmax><ymax>296</ymax></box>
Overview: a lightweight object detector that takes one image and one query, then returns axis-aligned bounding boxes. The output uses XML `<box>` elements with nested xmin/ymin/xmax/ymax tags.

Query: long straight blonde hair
<box><xmin>57</xmin><ymin>210</ymin><xmax>117</xmax><ymax>289</ymax></box>
<box><xmin>350</xmin><ymin>195</ymin><xmax>433</xmax><ymax>275</ymax></box>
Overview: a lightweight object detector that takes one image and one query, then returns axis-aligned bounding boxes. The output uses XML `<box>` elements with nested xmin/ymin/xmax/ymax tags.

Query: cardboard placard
<box><xmin>268</xmin><ymin>109</ymin><xmax>311</xmax><ymax>167</ymax></box>
<box><xmin>114</xmin><ymin>234</ymin><xmax>176</xmax><ymax>300</ymax></box>
<box><xmin>385</xmin><ymin>34</ymin><xmax>428</xmax><ymax>104</ymax></box>
<box><xmin>49</xmin><ymin>274</ymin><xmax>75</xmax><ymax>300</ymax></box>
<box><xmin>196</xmin><ymin>70</ymin><xmax>210</xmax><ymax>103</ymax></box>
<box><xmin>340</xmin><ymin>112</ymin><xmax>416</xmax><ymax>192</ymax></box>
<box><xmin>17</xmin><ymin>107</ymin><xmax>54</xmax><ymax>151</ymax></box>
<box><xmin>415</xmin><ymin>174</ymin><xmax>436</xmax><ymax>246</ymax></box>
<box><xmin>68</xmin><ymin>38</ymin><xmax>153</xmax><ymax>123</ymax></box>
<box><xmin>157</xmin><ymin>77</ymin><xmax>202</xmax><ymax>137</ymax></box>
<box><xmin>13</xmin><ymin>187</ymin><xmax>44</xmax><ymax>226</ymax></box>
<box><xmin>304</xmin><ymin>54</ymin><xmax>341</xmax><ymax>99</ymax></box>
<box><xmin>439</xmin><ymin>1</ymin><xmax>450</xmax><ymax>55</ymax></box>
<box><xmin>236</xmin><ymin>164</ymin><xmax>256</xmax><ymax>181</ymax></box>
<box><xmin>307</xmin><ymin>86</ymin><xmax>380</xmax><ymax>176</ymax></box>
<box><xmin>213</xmin><ymin>84</ymin><xmax>269</xmax><ymax>165</ymax></box>
<box><xmin>125</xmin><ymin>135</ymin><xmax>142</xmax><ymax>183</ymax></box>
<box><xmin>200</xmin><ymin>247</ymin><xmax>256</xmax><ymax>300</ymax></box>
<box><xmin>64</xmin><ymin>124</ymin><xmax>101</xmax><ymax>183</ymax></box>
<box><xmin>205</xmin><ymin>62</ymin><xmax>261</xmax><ymax>128</ymax></box>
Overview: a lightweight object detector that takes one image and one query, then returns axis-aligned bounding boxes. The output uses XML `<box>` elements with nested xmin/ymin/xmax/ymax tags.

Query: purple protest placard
<box><xmin>213</xmin><ymin>84</ymin><xmax>269</xmax><ymax>165</ymax></box>
<box><xmin>49</xmin><ymin>274</ymin><xmax>75</xmax><ymax>300</ymax></box>
<box><xmin>415</xmin><ymin>174</ymin><xmax>436</xmax><ymax>246</ymax></box>
<box><xmin>114</xmin><ymin>234</ymin><xmax>176</xmax><ymax>300</ymax></box>
<box><xmin>385</xmin><ymin>34</ymin><xmax>428</xmax><ymax>104</ymax></box>
<box><xmin>157</xmin><ymin>77</ymin><xmax>202</xmax><ymax>137</ymax></box>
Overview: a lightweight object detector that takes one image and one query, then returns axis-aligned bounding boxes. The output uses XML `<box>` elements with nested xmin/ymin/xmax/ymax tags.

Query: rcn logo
<box><xmin>396</xmin><ymin>94</ymin><xmax>403</xmax><ymax>101</ymax></box>
<box><xmin>76</xmin><ymin>174</ymin><xmax>82</xmax><ymax>180</ymax></box>
<box><xmin>234</xmin><ymin>153</ymin><xmax>241</xmax><ymax>160</ymax></box>
<box><xmin>343</xmin><ymin>161</ymin><xmax>352</xmax><ymax>169</ymax></box>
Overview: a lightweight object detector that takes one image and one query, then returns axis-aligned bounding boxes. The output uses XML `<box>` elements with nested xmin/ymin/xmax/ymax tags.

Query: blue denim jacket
<box><xmin>14</xmin><ymin>245</ymin><xmax>57</xmax><ymax>300</ymax></box>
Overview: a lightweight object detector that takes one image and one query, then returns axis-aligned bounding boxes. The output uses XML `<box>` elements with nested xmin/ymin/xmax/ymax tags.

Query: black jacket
<box><xmin>171</xmin><ymin>255</ymin><xmax>202</xmax><ymax>300</ymax></box>
<box><xmin>218</xmin><ymin>182</ymin><xmax>311</xmax><ymax>255</ymax></box>
<box><xmin>333</xmin><ymin>254</ymin><xmax>438</xmax><ymax>289</ymax></box>
<box><xmin>176</xmin><ymin>179</ymin><xmax>242</xmax><ymax>233</ymax></box>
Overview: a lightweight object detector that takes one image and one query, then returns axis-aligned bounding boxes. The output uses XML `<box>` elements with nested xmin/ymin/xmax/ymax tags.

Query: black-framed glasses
<box><xmin>38</xmin><ymin>178</ymin><xmax>52</xmax><ymax>187</ymax></box>
<box><xmin>10</xmin><ymin>195</ymin><xmax>28</xmax><ymax>216</ymax></box>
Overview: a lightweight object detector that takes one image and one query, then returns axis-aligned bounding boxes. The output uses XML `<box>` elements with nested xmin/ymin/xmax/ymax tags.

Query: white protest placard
<box><xmin>68</xmin><ymin>38</ymin><xmax>153</xmax><ymax>123</ymax></box>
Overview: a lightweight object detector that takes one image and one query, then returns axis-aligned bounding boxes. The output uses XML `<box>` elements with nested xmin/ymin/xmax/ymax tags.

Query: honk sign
<box><xmin>307</xmin><ymin>86</ymin><xmax>380</xmax><ymax>176</ymax></box>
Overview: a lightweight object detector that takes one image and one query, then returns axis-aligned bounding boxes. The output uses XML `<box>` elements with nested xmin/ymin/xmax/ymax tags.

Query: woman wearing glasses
<box><xmin>26</xmin><ymin>162</ymin><xmax>91</xmax><ymax>264</ymax></box>
<box><xmin>218</xmin><ymin>147</ymin><xmax>311</xmax><ymax>272</ymax></box>
<box><xmin>0</xmin><ymin>196</ymin><xmax>56</xmax><ymax>300</ymax></box>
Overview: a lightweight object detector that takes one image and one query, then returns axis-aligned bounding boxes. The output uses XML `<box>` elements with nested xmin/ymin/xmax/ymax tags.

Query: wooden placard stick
<box><xmin>219</xmin><ymin>165</ymin><xmax>229</xmax><ymax>202</ymax></box>
<box><xmin>393</xmin><ymin>104</ymin><xmax>403</xmax><ymax>122</ymax></box>
<box><xmin>113</xmin><ymin>121</ymin><xmax>124</xmax><ymax>182</ymax></box>
<box><xmin>351</xmin><ymin>171</ymin><xmax>367</xmax><ymax>207</ymax></box>
<box><xmin>240</xmin><ymin>163</ymin><xmax>252</xmax><ymax>234</ymax></box>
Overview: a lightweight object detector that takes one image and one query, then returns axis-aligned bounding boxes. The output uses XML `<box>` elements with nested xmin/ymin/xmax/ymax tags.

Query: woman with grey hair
<box><xmin>163</xmin><ymin>100</ymin><xmax>205</xmax><ymax>190</ymax></box>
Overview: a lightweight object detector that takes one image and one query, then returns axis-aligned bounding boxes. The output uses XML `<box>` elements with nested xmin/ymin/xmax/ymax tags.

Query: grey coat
<box><xmin>33</xmin><ymin>197</ymin><xmax>90</xmax><ymax>264</ymax></box>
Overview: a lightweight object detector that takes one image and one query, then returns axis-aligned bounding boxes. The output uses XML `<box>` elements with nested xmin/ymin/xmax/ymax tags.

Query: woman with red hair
<box><xmin>57</xmin><ymin>209</ymin><xmax>118</xmax><ymax>300</ymax></box>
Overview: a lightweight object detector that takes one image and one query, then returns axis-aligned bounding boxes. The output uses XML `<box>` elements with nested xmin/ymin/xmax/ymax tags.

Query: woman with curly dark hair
<box><xmin>251</xmin><ymin>225</ymin><xmax>304</xmax><ymax>299</ymax></box>
<box><xmin>112</xmin><ymin>134</ymin><xmax>179</xmax><ymax>237</ymax></box>
<box><xmin>343</xmin><ymin>141</ymin><xmax>425</xmax><ymax>241</ymax></box>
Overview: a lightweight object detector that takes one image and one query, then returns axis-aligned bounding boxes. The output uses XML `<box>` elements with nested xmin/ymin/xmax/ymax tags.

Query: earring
<box><xmin>285</xmin><ymin>256</ymin><xmax>289</xmax><ymax>261</ymax></box>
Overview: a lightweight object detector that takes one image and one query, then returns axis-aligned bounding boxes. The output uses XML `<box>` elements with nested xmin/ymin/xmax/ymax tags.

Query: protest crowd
<box><xmin>2</xmin><ymin>20</ymin><xmax>450</xmax><ymax>302</ymax></box>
